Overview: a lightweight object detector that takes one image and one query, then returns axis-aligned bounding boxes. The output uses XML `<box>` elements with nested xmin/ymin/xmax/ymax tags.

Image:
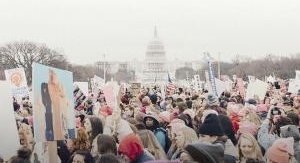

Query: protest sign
<box><xmin>74</xmin><ymin>82</ymin><xmax>89</xmax><ymax>96</ymax></box>
<box><xmin>288</xmin><ymin>79</ymin><xmax>300</xmax><ymax>95</ymax></box>
<box><xmin>73</xmin><ymin>85</ymin><xmax>88</xmax><ymax>111</ymax></box>
<box><xmin>215</xmin><ymin>77</ymin><xmax>226</xmax><ymax>97</ymax></box>
<box><xmin>246</xmin><ymin>79</ymin><xmax>268</xmax><ymax>101</ymax></box>
<box><xmin>237</xmin><ymin>78</ymin><xmax>246</xmax><ymax>98</ymax></box>
<box><xmin>130</xmin><ymin>83</ymin><xmax>141</xmax><ymax>97</ymax></box>
<box><xmin>32</xmin><ymin>63</ymin><xmax>76</xmax><ymax>142</ymax></box>
<box><xmin>5</xmin><ymin>68</ymin><xmax>29</xmax><ymax>99</ymax></box>
<box><xmin>0</xmin><ymin>81</ymin><xmax>20</xmax><ymax>161</ymax></box>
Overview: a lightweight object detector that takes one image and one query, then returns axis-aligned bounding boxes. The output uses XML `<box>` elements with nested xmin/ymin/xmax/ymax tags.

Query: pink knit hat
<box><xmin>238</xmin><ymin>121</ymin><xmax>258</xmax><ymax>136</ymax></box>
<box><xmin>256</xmin><ymin>104</ymin><xmax>268</xmax><ymax>112</ymax></box>
<box><xmin>159</xmin><ymin>111</ymin><xmax>171</xmax><ymax>123</ymax></box>
<box><xmin>267</xmin><ymin>138</ymin><xmax>294</xmax><ymax>163</ymax></box>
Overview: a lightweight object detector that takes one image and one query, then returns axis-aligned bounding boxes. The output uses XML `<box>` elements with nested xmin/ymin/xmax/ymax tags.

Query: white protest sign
<box><xmin>215</xmin><ymin>77</ymin><xmax>226</xmax><ymax>97</ymax></box>
<box><xmin>0</xmin><ymin>81</ymin><xmax>20</xmax><ymax>160</ymax></box>
<box><xmin>246</xmin><ymin>79</ymin><xmax>268</xmax><ymax>100</ymax></box>
<box><xmin>5</xmin><ymin>68</ymin><xmax>29</xmax><ymax>99</ymax></box>
<box><xmin>288</xmin><ymin>79</ymin><xmax>300</xmax><ymax>94</ymax></box>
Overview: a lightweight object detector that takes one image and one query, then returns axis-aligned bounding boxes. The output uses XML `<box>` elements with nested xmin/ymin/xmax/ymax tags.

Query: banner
<box><xmin>193</xmin><ymin>75</ymin><xmax>203</xmax><ymax>92</ymax></box>
<box><xmin>0</xmin><ymin>81</ymin><xmax>20</xmax><ymax>161</ymax></box>
<box><xmin>32</xmin><ymin>63</ymin><xmax>76</xmax><ymax>142</ymax></box>
<box><xmin>208</xmin><ymin>60</ymin><xmax>217</xmax><ymax>96</ymax></box>
<box><xmin>5</xmin><ymin>68</ymin><xmax>29</xmax><ymax>99</ymax></box>
<box><xmin>74</xmin><ymin>82</ymin><xmax>89</xmax><ymax>96</ymax></box>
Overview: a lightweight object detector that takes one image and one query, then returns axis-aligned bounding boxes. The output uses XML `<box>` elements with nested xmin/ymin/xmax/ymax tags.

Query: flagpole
<box><xmin>218</xmin><ymin>52</ymin><xmax>221</xmax><ymax>79</ymax></box>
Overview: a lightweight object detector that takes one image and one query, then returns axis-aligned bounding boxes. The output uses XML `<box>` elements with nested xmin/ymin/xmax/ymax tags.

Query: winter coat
<box><xmin>257</xmin><ymin>122</ymin><xmax>278</xmax><ymax>151</ymax></box>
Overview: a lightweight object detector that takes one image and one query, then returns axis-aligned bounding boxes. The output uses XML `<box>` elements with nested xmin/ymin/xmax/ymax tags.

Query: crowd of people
<box><xmin>2</xmin><ymin>79</ymin><xmax>300</xmax><ymax>163</ymax></box>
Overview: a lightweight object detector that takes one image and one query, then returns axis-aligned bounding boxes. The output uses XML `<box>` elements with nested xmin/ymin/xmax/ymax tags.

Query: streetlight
<box><xmin>103</xmin><ymin>53</ymin><xmax>106</xmax><ymax>83</ymax></box>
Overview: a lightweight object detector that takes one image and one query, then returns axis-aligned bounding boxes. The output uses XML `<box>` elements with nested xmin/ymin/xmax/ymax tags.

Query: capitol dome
<box><xmin>143</xmin><ymin>26</ymin><xmax>167</xmax><ymax>83</ymax></box>
<box><xmin>145</xmin><ymin>27</ymin><xmax>166</xmax><ymax>61</ymax></box>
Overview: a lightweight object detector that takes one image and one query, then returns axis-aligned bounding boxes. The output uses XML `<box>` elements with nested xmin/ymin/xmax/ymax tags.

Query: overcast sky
<box><xmin>1</xmin><ymin>0</ymin><xmax>299</xmax><ymax>64</ymax></box>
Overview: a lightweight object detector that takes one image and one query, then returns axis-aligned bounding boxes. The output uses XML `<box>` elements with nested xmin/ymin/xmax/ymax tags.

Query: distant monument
<box><xmin>143</xmin><ymin>26</ymin><xmax>167</xmax><ymax>83</ymax></box>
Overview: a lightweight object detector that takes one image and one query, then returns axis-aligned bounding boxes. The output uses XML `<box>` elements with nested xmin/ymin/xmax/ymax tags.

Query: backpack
<box><xmin>154</xmin><ymin>127</ymin><xmax>172</xmax><ymax>153</ymax></box>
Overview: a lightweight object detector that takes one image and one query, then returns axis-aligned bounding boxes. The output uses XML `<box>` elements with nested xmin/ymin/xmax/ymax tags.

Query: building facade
<box><xmin>142</xmin><ymin>27</ymin><xmax>168</xmax><ymax>83</ymax></box>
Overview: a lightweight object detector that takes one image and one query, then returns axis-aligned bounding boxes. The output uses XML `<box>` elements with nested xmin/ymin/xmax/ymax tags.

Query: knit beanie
<box><xmin>280</xmin><ymin>125</ymin><xmax>300</xmax><ymax>141</ymax></box>
<box><xmin>238</xmin><ymin>121</ymin><xmax>258</xmax><ymax>136</ymax></box>
<box><xmin>184</xmin><ymin>142</ymin><xmax>225</xmax><ymax>163</ymax></box>
<box><xmin>118</xmin><ymin>133</ymin><xmax>144</xmax><ymax>161</ymax></box>
<box><xmin>256</xmin><ymin>104</ymin><xmax>268</xmax><ymax>113</ymax></box>
<box><xmin>159</xmin><ymin>111</ymin><xmax>171</xmax><ymax>123</ymax></box>
<box><xmin>267</xmin><ymin>138</ymin><xmax>294</xmax><ymax>163</ymax></box>
<box><xmin>207</xmin><ymin>94</ymin><xmax>219</xmax><ymax>106</ymax></box>
<box><xmin>199</xmin><ymin>114</ymin><xmax>224</xmax><ymax>136</ymax></box>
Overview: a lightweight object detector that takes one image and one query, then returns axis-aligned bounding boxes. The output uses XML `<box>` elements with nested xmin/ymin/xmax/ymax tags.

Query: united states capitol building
<box><xmin>96</xmin><ymin>27</ymin><xmax>205</xmax><ymax>83</ymax></box>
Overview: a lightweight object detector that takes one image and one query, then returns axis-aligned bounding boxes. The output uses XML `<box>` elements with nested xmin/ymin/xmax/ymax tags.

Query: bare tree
<box><xmin>0</xmin><ymin>41</ymin><xmax>68</xmax><ymax>85</ymax></box>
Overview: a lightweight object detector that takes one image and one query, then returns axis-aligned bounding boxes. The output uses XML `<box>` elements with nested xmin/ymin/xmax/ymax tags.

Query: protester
<box><xmin>118</xmin><ymin>133</ymin><xmax>154</xmax><ymax>163</ymax></box>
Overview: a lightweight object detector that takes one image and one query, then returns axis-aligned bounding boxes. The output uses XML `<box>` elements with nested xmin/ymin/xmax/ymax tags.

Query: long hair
<box><xmin>238</xmin><ymin>133</ymin><xmax>263</xmax><ymax>162</ymax></box>
<box><xmin>137</xmin><ymin>130</ymin><xmax>167</xmax><ymax>160</ymax></box>
<box><xmin>89</xmin><ymin>116</ymin><xmax>103</xmax><ymax>141</ymax></box>
<box><xmin>73</xmin><ymin>128</ymin><xmax>90</xmax><ymax>151</ymax></box>
<box><xmin>175</xmin><ymin>126</ymin><xmax>198</xmax><ymax>150</ymax></box>
<box><xmin>97</xmin><ymin>134</ymin><xmax>117</xmax><ymax>155</ymax></box>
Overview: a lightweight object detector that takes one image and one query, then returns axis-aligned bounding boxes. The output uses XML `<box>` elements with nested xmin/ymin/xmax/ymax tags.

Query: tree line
<box><xmin>175</xmin><ymin>54</ymin><xmax>300</xmax><ymax>81</ymax></box>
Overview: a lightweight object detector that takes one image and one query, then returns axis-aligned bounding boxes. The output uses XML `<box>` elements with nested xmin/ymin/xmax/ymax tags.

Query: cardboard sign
<box><xmin>130</xmin><ymin>83</ymin><xmax>141</xmax><ymax>97</ymax></box>
<box><xmin>32</xmin><ymin>63</ymin><xmax>76</xmax><ymax>142</ymax></box>
<box><xmin>0</xmin><ymin>81</ymin><xmax>20</xmax><ymax>161</ymax></box>
<box><xmin>5</xmin><ymin>68</ymin><xmax>29</xmax><ymax>99</ymax></box>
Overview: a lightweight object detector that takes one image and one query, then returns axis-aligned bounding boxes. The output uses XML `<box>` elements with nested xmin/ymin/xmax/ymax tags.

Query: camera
<box><xmin>271</xmin><ymin>107</ymin><xmax>281</xmax><ymax>115</ymax></box>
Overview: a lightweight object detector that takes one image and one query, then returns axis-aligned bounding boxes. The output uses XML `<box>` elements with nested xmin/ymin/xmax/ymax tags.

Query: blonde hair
<box><xmin>238</xmin><ymin>133</ymin><xmax>263</xmax><ymax>162</ymax></box>
<box><xmin>175</xmin><ymin>126</ymin><xmax>198</xmax><ymax>149</ymax></box>
<box><xmin>72</xmin><ymin>128</ymin><xmax>91</xmax><ymax>151</ymax></box>
<box><xmin>137</xmin><ymin>130</ymin><xmax>167</xmax><ymax>160</ymax></box>
<box><xmin>242</xmin><ymin>109</ymin><xmax>262</xmax><ymax>126</ymax></box>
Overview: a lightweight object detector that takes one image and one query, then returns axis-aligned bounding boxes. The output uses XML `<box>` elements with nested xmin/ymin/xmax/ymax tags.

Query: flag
<box><xmin>166</xmin><ymin>73</ymin><xmax>176</xmax><ymax>94</ymax></box>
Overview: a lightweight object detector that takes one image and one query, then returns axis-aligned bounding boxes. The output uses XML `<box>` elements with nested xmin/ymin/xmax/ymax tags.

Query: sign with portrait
<box><xmin>32</xmin><ymin>63</ymin><xmax>76</xmax><ymax>142</ymax></box>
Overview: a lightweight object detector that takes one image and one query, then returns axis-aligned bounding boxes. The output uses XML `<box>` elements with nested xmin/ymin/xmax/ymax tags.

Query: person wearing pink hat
<box><xmin>267</xmin><ymin>138</ymin><xmax>296</xmax><ymax>163</ymax></box>
<box><xmin>159</xmin><ymin>111</ymin><xmax>171</xmax><ymax>128</ymax></box>
<box><xmin>238</xmin><ymin>121</ymin><xmax>259</xmax><ymax>137</ymax></box>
